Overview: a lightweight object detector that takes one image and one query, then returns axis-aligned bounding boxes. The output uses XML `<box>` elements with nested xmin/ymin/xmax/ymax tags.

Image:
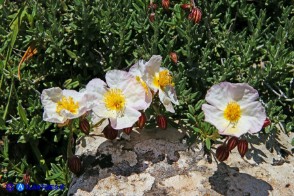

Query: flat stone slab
<box><xmin>68</xmin><ymin>126</ymin><xmax>293</xmax><ymax>196</ymax></box>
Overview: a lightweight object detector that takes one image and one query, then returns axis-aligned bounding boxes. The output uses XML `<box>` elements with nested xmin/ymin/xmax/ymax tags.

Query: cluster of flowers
<box><xmin>41</xmin><ymin>55</ymin><xmax>179</xmax><ymax>139</ymax></box>
<box><xmin>41</xmin><ymin>55</ymin><xmax>269</xmax><ymax>166</ymax></box>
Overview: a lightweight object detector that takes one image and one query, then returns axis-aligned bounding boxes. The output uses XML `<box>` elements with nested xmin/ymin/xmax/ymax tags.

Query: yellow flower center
<box><xmin>104</xmin><ymin>88</ymin><xmax>126</xmax><ymax>113</ymax></box>
<box><xmin>136</xmin><ymin>76</ymin><xmax>149</xmax><ymax>95</ymax></box>
<box><xmin>223</xmin><ymin>102</ymin><xmax>241</xmax><ymax>123</ymax></box>
<box><xmin>56</xmin><ymin>96</ymin><xmax>79</xmax><ymax>114</ymax></box>
<box><xmin>153</xmin><ymin>70</ymin><xmax>174</xmax><ymax>89</ymax></box>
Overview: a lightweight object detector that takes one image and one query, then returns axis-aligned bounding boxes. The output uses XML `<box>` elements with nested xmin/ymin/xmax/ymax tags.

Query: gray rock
<box><xmin>68</xmin><ymin>126</ymin><xmax>294</xmax><ymax>196</ymax></box>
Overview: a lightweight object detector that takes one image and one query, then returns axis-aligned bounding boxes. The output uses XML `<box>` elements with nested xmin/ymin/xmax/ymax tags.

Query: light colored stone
<box><xmin>68</xmin><ymin>126</ymin><xmax>294</xmax><ymax>196</ymax></box>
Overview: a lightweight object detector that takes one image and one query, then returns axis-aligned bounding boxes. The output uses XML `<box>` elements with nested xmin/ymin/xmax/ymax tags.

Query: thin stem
<box><xmin>67</xmin><ymin>121</ymin><xmax>74</xmax><ymax>158</ymax></box>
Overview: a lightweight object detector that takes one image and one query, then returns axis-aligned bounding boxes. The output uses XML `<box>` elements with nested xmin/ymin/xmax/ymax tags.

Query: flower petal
<box><xmin>241</xmin><ymin>101</ymin><xmax>266</xmax><ymax>134</ymax></box>
<box><xmin>129</xmin><ymin>60</ymin><xmax>144</xmax><ymax>77</ymax></box>
<box><xmin>159</xmin><ymin>90</ymin><xmax>175</xmax><ymax>113</ymax></box>
<box><xmin>41</xmin><ymin>87</ymin><xmax>63</xmax><ymax>106</ymax></box>
<box><xmin>202</xmin><ymin>104</ymin><xmax>228</xmax><ymax>132</ymax></box>
<box><xmin>222</xmin><ymin>118</ymin><xmax>250</xmax><ymax>137</ymax></box>
<box><xmin>109</xmin><ymin>107</ymin><xmax>141</xmax><ymax>129</ymax></box>
<box><xmin>164</xmin><ymin>86</ymin><xmax>179</xmax><ymax>105</ymax></box>
<box><xmin>85</xmin><ymin>78</ymin><xmax>107</xmax><ymax>99</ymax></box>
<box><xmin>122</xmin><ymin>78</ymin><xmax>149</xmax><ymax>110</ymax></box>
<box><xmin>105</xmin><ymin>70</ymin><xmax>133</xmax><ymax>89</ymax></box>
<box><xmin>91</xmin><ymin>112</ymin><xmax>109</xmax><ymax>134</ymax></box>
<box><xmin>205</xmin><ymin>82</ymin><xmax>232</xmax><ymax>110</ymax></box>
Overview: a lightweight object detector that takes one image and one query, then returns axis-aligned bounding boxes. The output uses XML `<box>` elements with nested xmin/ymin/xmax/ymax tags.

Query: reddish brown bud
<box><xmin>170</xmin><ymin>52</ymin><xmax>178</xmax><ymax>64</ymax></box>
<box><xmin>227</xmin><ymin>137</ymin><xmax>239</xmax><ymax>151</ymax></box>
<box><xmin>263</xmin><ymin>117</ymin><xmax>271</xmax><ymax>128</ymax></box>
<box><xmin>162</xmin><ymin>0</ymin><xmax>170</xmax><ymax>10</ymax></box>
<box><xmin>23</xmin><ymin>173</ymin><xmax>30</xmax><ymax>184</ymax></box>
<box><xmin>149</xmin><ymin>12</ymin><xmax>155</xmax><ymax>22</ymax></box>
<box><xmin>157</xmin><ymin>115</ymin><xmax>167</xmax><ymax>130</ymax></box>
<box><xmin>103</xmin><ymin>124</ymin><xmax>118</xmax><ymax>140</ymax></box>
<box><xmin>188</xmin><ymin>7</ymin><xmax>202</xmax><ymax>24</ymax></box>
<box><xmin>79</xmin><ymin>118</ymin><xmax>90</xmax><ymax>135</ymax></box>
<box><xmin>237</xmin><ymin>139</ymin><xmax>248</xmax><ymax>157</ymax></box>
<box><xmin>137</xmin><ymin>112</ymin><xmax>147</xmax><ymax>129</ymax></box>
<box><xmin>148</xmin><ymin>2</ymin><xmax>158</xmax><ymax>10</ymax></box>
<box><xmin>67</xmin><ymin>155</ymin><xmax>81</xmax><ymax>175</ymax></box>
<box><xmin>123</xmin><ymin>127</ymin><xmax>133</xmax><ymax>135</ymax></box>
<box><xmin>181</xmin><ymin>4</ymin><xmax>192</xmax><ymax>11</ymax></box>
<box><xmin>216</xmin><ymin>145</ymin><xmax>230</xmax><ymax>162</ymax></box>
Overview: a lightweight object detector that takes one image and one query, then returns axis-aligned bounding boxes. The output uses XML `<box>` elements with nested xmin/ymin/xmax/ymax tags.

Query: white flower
<box><xmin>90</xmin><ymin>112</ymin><xmax>109</xmax><ymax>134</ymax></box>
<box><xmin>129</xmin><ymin>60</ymin><xmax>152</xmax><ymax>109</ymax></box>
<box><xmin>41</xmin><ymin>87</ymin><xmax>92</xmax><ymax>123</ymax></box>
<box><xmin>140</xmin><ymin>55</ymin><xmax>179</xmax><ymax>113</ymax></box>
<box><xmin>86</xmin><ymin>70</ymin><xmax>148</xmax><ymax>129</ymax></box>
<box><xmin>202</xmin><ymin>82</ymin><xmax>266</xmax><ymax>137</ymax></box>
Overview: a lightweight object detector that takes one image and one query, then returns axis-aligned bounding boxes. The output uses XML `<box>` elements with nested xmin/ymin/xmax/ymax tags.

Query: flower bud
<box><xmin>137</xmin><ymin>112</ymin><xmax>147</xmax><ymax>129</ymax></box>
<box><xmin>149</xmin><ymin>12</ymin><xmax>155</xmax><ymax>22</ymax></box>
<box><xmin>237</xmin><ymin>139</ymin><xmax>248</xmax><ymax>157</ymax></box>
<box><xmin>23</xmin><ymin>173</ymin><xmax>30</xmax><ymax>184</ymax></box>
<box><xmin>262</xmin><ymin>117</ymin><xmax>271</xmax><ymax>128</ymax></box>
<box><xmin>67</xmin><ymin>155</ymin><xmax>81</xmax><ymax>175</ymax></box>
<box><xmin>148</xmin><ymin>2</ymin><xmax>158</xmax><ymax>10</ymax></box>
<box><xmin>188</xmin><ymin>7</ymin><xmax>202</xmax><ymax>24</ymax></box>
<box><xmin>103</xmin><ymin>124</ymin><xmax>118</xmax><ymax>140</ymax></box>
<box><xmin>162</xmin><ymin>0</ymin><xmax>170</xmax><ymax>10</ymax></box>
<box><xmin>227</xmin><ymin>137</ymin><xmax>239</xmax><ymax>151</ymax></box>
<box><xmin>79</xmin><ymin>118</ymin><xmax>90</xmax><ymax>135</ymax></box>
<box><xmin>170</xmin><ymin>52</ymin><xmax>178</xmax><ymax>64</ymax></box>
<box><xmin>123</xmin><ymin>127</ymin><xmax>133</xmax><ymax>135</ymax></box>
<box><xmin>157</xmin><ymin>115</ymin><xmax>167</xmax><ymax>130</ymax></box>
<box><xmin>181</xmin><ymin>4</ymin><xmax>192</xmax><ymax>11</ymax></box>
<box><xmin>216</xmin><ymin>145</ymin><xmax>229</xmax><ymax>162</ymax></box>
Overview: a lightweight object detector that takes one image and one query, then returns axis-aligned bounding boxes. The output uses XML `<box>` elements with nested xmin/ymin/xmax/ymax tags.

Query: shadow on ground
<box><xmin>209</xmin><ymin>163</ymin><xmax>273</xmax><ymax>196</ymax></box>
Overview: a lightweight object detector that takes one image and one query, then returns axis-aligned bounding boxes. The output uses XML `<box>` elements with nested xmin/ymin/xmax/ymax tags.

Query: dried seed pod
<box><xmin>123</xmin><ymin>127</ymin><xmax>133</xmax><ymax>135</ymax></box>
<box><xmin>149</xmin><ymin>12</ymin><xmax>155</xmax><ymax>22</ymax></box>
<box><xmin>162</xmin><ymin>0</ymin><xmax>170</xmax><ymax>10</ymax></box>
<box><xmin>181</xmin><ymin>4</ymin><xmax>192</xmax><ymax>11</ymax></box>
<box><xmin>103</xmin><ymin>125</ymin><xmax>118</xmax><ymax>140</ymax></box>
<box><xmin>262</xmin><ymin>117</ymin><xmax>271</xmax><ymax>128</ymax></box>
<box><xmin>157</xmin><ymin>115</ymin><xmax>167</xmax><ymax>130</ymax></box>
<box><xmin>79</xmin><ymin>118</ymin><xmax>90</xmax><ymax>135</ymax></box>
<box><xmin>23</xmin><ymin>173</ymin><xmax>30</xmax><ymax>184</ymax></box>
<box><xmin>188</xmin><ymin>7</ymin><xmax>202</xmax><ymax>24</ymax></box>
<box><xmin>170</xmin><ymin>52</ymin><xmax>178</xmax><ymax>64</ymax></box>
<box><xmin>227</xmin><ymin>137</ymin><xmax>239</xmax><ymax>151</ymax></box>
<box><xmin>237</xmin><ymin>139</ymin><xmax>248</xmax><ymax>157</ymax></box>
<box><xmin>137</xmin><ymin>112</ymin><xmax>147</xmax><ymax>129</ymax></box>
<box><xmin>67</xmin><ymin>155</ymin><xmax>81</xmax><ymax>175</ymax></box>
<box><xmin>216</xmin><ymin>145</ymin><xmax>230</xmax><ymax>162</ymax></box>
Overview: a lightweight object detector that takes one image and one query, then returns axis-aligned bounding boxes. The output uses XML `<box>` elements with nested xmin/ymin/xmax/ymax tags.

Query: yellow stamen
<box><xmin>224</xmin><ymin>102</ymin><xmax>241</xmax><ymax>123</ymax></box>
<box><xmin>56</xmin><ymin>96</ymin><xmax>79</xmax><ymax>114</ymax></box>
<box><xmin>104</xmin><ymin>88</ymin><xmax>126</xmax><ymax>113</ymax></box>
<box><xmin>136</xmin><ymin>76</ymin><xmax>149</xmax><ymax>95</ymax></box>
<box><xmin>153</xmin><ymin>70</ymin><xmax>174</xmax><ymax>89</ymax></box>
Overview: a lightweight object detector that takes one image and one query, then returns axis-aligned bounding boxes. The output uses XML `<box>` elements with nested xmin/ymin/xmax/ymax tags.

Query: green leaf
<box><xmin>205</xmin><ymin>138</ymin><xmax>211</xmax><ymax>150</ymax></box>
<box><xmin>65</xmin><ymin>49</ymin><xmax>77</xmax><ymax>59</ymax></box>
<box><xmin>291</xmin><ymin>138</ymin><xmax>294</xmax><ymax>146</ymax></box>
<box><xmin>17</xmin><ymin>101</ymin><xmax>28</xmax><ymax>126</ymax></box>
<box><xmin>188</xmin><ymin>105</ymin><xmax>195</xmax><ymax>115</ymax></box>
